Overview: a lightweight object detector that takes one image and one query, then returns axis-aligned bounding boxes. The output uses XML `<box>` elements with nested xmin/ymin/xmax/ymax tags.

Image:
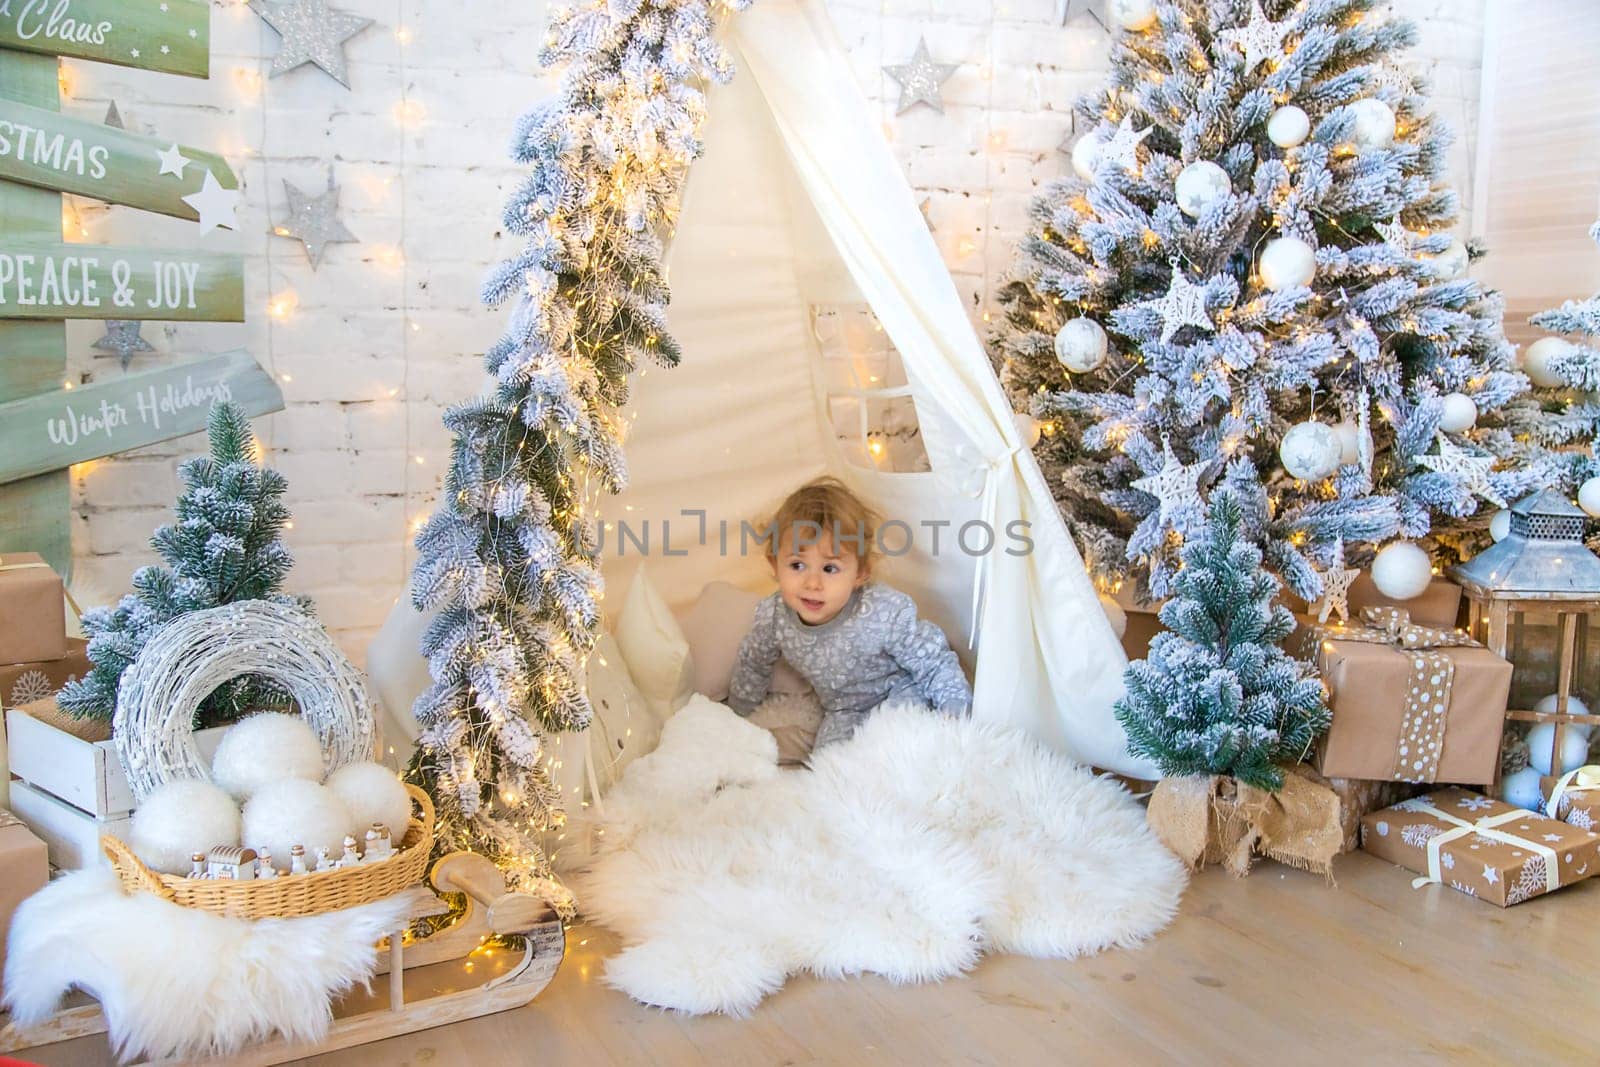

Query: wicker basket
<box><xmin>102</xmin><ymin>783</ymin><xmax>435</xmax><ymax>919</ymax></box>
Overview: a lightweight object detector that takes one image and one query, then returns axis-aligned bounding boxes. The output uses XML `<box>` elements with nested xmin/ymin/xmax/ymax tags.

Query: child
<box><xmin>727</xmin><ymin>477</ymin><xmax>972</xmax><ymax>752</ymax></box>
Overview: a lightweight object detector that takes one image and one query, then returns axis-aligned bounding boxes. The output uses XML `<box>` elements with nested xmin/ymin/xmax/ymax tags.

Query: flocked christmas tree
<box><xmin>993</xmin><ymin>0</ymin><xmax>1544</xmax><ymax>605</ymax></box>
<box><xmin>403</xmin><ymin>0</ymin><xmax>750</xmax><ymax>912</ymax></box>
<box><xmin>1502</xmin><ymin>219</ymin><xmax>1600</xmax><ymax>526</ymax></box>
<box><xmin>1115</xmin><ymin>490</ymin><xmax>1329</xmax><ymax>789</ymax></box>
<box><xmin>59</xmin><ymin>402</ymin><xmax>305</xmax><ymax>728</ymax></box>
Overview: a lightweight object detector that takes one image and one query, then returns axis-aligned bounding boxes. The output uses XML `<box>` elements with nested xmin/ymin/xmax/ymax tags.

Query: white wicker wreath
<box><xmin>113</xmin><ymin>599</ymin><xmax>376</xmax><ymax>801</ymax></box>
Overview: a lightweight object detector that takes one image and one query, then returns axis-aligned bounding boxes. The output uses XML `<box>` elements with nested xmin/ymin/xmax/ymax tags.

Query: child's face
<box><xmin>772</xmin><ymin>530</ymin><xmax>868</xmax><ymax>626</ymax></box>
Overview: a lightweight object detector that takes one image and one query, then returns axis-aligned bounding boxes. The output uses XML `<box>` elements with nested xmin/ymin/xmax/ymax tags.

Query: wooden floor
<box><xmin>24</xmin><ymin>852</ymin><xmax>1600</xmax><ymax>1066</ymax></box>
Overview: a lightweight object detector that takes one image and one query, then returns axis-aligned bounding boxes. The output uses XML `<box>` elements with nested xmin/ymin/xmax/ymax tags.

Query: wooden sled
<box><xmin>0</xmin><ymin>851</ymin><xmax>565</xmax><ymax>1065</ymax></box>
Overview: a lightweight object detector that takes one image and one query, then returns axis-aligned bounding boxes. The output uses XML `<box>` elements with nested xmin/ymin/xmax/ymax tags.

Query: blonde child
<box><xmin>728</xmin><ymin>477</ymin><xmax>972</xmax><ymax>751</ymax></box>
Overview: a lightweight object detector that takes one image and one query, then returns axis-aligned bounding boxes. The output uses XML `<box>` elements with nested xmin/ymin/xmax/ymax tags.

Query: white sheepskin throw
<box><xmin>3</xmin><ymin>867</ymin><xmax>412</xmax><ymax>1061</ymax></box>
<box><xmin>571</xmin><ymin>696</ymin><xmax>1188</xmax><ymax>1015</ymax></box>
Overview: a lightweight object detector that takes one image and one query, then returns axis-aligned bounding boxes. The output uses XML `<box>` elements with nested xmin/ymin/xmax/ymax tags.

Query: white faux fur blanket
<box><xmin>571</xmin><ymin>696</ymin><xmax>1188</xmax><ymax>1015</ymax></box>
<box><xmin>3</xmin><ymin>867</ymin><xmax>413</xmax><ymax>1061</ymax></box>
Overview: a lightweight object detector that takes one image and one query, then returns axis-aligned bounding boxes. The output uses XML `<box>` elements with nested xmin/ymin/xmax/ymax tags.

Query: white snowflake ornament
<box><xmin>1139</xmin><ymin>260</ymin><xmax>1215</xmax><ymax>344</ymax></box>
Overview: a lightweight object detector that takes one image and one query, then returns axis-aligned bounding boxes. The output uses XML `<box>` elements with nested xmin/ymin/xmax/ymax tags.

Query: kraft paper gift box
<box><xmin>0</xmin><ymin>637</ymin><xmax>91</xmax><ymax>710</ymax></box>
<box><xmin>1296</xmin><ymin>607</ymin><xmax>1511</xmax><ymax>785</ymax></box>
<box><xmin>1361</xmin><ymin>788</ymin><xmax>1600</xmax><ymax>906</ymax></box>
<box><xmin>0</xmin><ymin>808</ymin><xmax>49</xmax><ymax>993</ymax></box>
<box><xmin>1542</xmin><ymin>766</ymin><xmax>1600</xmax><ymax>831</ymax></box>
<box><xmin>0</xmin><ymin>552</ymin><xmax>66</xmax><ymax>666</ymax></box>
<box><xmin>1283</xmin><ymin>576</ymin><xmax>1463</xmax><ymax>630</ymax></box>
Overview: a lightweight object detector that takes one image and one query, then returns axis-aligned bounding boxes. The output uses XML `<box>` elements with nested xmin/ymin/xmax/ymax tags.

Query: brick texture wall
<box><xmin>56</xmin><ymin>0</ymin><xmax>1487</xmax><ymax>662</ymax></box>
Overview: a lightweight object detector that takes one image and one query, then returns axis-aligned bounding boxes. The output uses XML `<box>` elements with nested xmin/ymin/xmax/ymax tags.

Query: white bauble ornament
<box><xmin>1260</xmin><ymin>236</ymin><xmax>1316</xmax><ymax>291</ymax></box>
<box><xmin>1014</xmin><ymin>412</ymin><xmax>1042</xmax><ymax>448</ymax></box>
<box><xmin>1499</xmin><ymin>765</ymin><xmax>1546</xmax><ymax>812</ymax></box>
<box><xmin>1527</xmin><ymin>721</ymin><xmax>1593</xmax><ymax>777</ymax></box>
<box><xmin>210</xmin><ymin>711</ymin><xmax>326</xmax><ymax>801</ymax></box>
<box><xmin>1348</xmin><ymin>97</ymin><xmax>1396</xmax><ymax>148</ymax></box>
<box><xmin>1426</xmin><ymin>236</ymin><xmax>1469</xmax><ymax>280</ymax></box>
<box><xmin>1438</xmin><ymin>392</ymin><xmax>1478</xmax><ymax>433</ymax></box>
<box><xmin>1098</xmin><ymin>592</ymin><xmax>1128</xmax><ymax>639</ymax></box>
<box><xmin>130</xmin><ymin>779</ymin><xmax>242</xmax><ymax>875</ymax></box>
<box><xmin>1522</xmin><ymin>336</ymin><xmax>1572</xmax><ymax>389</ymax></box>
<box><xmin>1332</xmin><ymin>420</ymin><xmax>1364</xmax><ymax>466</ymax></box>
<box><xmin>1580</xmin><ymin>476</ymin><xmax>1600</xmax><ymax>518</ymax></box>
<box><xmin>1070</xmin><ymin>130</ymin><xmax>1103</xmax><ymax>180</ymax></box>
<box><xmin>1054</xmin><ymin>317</ymin><xmax>1108</xmax><ymax>372</ymax></box>
<box><xmin>1109</xmin><ymin>0</ymin><xmax>1157</xmax><ymax>31</ymax></box>
<box><xmin>1174</xmin><ymin>161</ymin><xmax>1230</xmax><ymax>218</ymax></box>
<box><xmin>243</xmin><ymin>779</ymin><xmax>353</xmax><ymax>872</ymax></box>
<box><xmin>1489</xmin><ymin>509</ymin><xmax>1511</xmax><ymax>542</ymax></box>
<box><xmin>1370</xmin><ymin>541</ymin><xmax>1433</xmax><ymax>600</ymax></box>
<box><xmin>325</xmin><ymin>761</ymin><xmax>414</xmax><ymax>841</ymax></box>
<box><xmin>1267</xmin><ymin>105</ymin><xmax>1310</xmax><ymax>148</ymax></box>
<box><xmin>1533</xmin><ymin>693</ymin><xmax>1594</xmax><ymax>736</ymax></box>
<box><xmin>1279</xmin><ymin>421</ymin><xmax>1342</xmax><ymax>481</ymax></box>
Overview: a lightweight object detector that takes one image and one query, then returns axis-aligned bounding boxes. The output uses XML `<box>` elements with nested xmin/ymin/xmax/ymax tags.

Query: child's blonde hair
<box><xmin>764</xmin><ymin>476</ymin><xmax>880</xmax><ymax>572</ymax></box>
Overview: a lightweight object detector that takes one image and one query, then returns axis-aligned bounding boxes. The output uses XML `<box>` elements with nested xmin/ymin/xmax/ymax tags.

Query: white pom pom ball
<box><xmin>1279</xmin><ymin>421</ymin><xmax>1342</xmax><ymax>481</ymax></box>
<box><xmin>1371</xmin><ymin>541</ymin><xmax>1433</xmax><ymax>600</ymax></box>
<box><xmin>243</xmin><ymin>779</ymin><xmax>353</xmax><ymax>872</ymax></box>
<box><xmin>1174</xmin><ymin>161</ymin><xmax>1230</xmax><ymax>218</ymax></box>
<box><xmin>1054</xmin><ymin>317</ymin><xmax>1108</xmax><ymax>372</ymax></box>
<box><xmin>1070</xmin><ymin>131</ymin><xmax>1103</xmax><ymax>180</ymax></box>
<box><xmin>1426</xmin><ymin>236</ymin><xmax>1469</xmax><ymax>280</ymax></box>
<box><xmin>324</xmin><ymin>761</ymin><xmax>414</xmax><ymax>842</ymax></box>
<box><xmin>211</xmin><ymin>711</ymin><xmax>326</xmax><ymax>801</ymax></box>
<box><xmin>1527</xmin><ymin>721</ymin><xmax>1593</xmax><ymax>777</ymax></box>
<box><xmin>1348</xmin><ymin>97</ymin><xmax>1396</xmax><ymax>148</ymax></box>
<box><xmin>1532</xmin><ymin>694</ymin><xmax>1594</xmax><ymax>736</ymax></box>
<box><xmin>1109</xmin><ymin>0</ymin><xmax>1156</xmax><ymax>31</ymax></box>
<box><xmin>1098</xmin><ymin>592</ymin><xmax>1128</xmax><ymax>639</ymax></box>
<box><xmin>1260</xmin><ymin>237</ymin><xmax>1316</xmax><ymax>291</ymax></box>
<box><xmin>1332</xmin><ymin>420</ymin><xmax>1365</xmax><ymax>466</ymax></box>
<box><xmin>1438</xmin><ymin>392</ymin><xmax>1478</xmax><ymax>433</ymax></box>
<box><xmin>130</xmin><ymin>780</ymin><xmax>241</xmax><ymax>875</ymax></box>
<box><xmin>1489</xmin><ymin>509</ymin><xmax>1511</xmax><ymax>542</ymax></box>
<box><xmin>1499</xmin><ymin>765</ymin><xmax>1546</xmax><ymax>812</ymax></box>
<box><xmin>1580</xmin><ymin>476</ymin><xmax>1600</xmax><ymax>518</ymax></box>
<box><xmin>1267</xmin><ymin>105</ymin><xmax>1310</xmax><ymax>148</ymax></box>
<box><xmin>1522</xmin><ymin>336</ymin><xmax>1572</xmax><ymax>389</ymax></box>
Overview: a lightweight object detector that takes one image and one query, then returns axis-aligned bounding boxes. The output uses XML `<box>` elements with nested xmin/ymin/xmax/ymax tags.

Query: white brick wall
<box><xmin>57</xmin><ymin>0</ymin><xmax>1487</xmax><ymax>663</ymax></box>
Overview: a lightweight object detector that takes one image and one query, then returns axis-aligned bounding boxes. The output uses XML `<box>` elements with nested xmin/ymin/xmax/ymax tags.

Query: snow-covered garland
<box><xmin>404</xmin><ymin>0</ymin><xmax>753</xmax><ymax>913</ymax></box>
<box><xmin>993</xmin><ymin>0</ymin><xmax>1545</xmax><ymax>602</ymax></box>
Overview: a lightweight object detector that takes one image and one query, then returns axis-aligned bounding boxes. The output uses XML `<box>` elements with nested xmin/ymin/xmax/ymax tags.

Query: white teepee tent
<box><xmin>369</xmin><ymin>0</ymin><xmax>1153</xmax><ymax>779</ymax></box>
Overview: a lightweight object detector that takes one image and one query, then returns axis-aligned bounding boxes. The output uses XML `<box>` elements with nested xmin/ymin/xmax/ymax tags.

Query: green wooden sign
<box><xmin>0</xmin><ymin>349</ymin><xmax>284</xmax><ymax>483</ymax></box>
<box><xmin>0</xmin><ymin>97</ymin><xmax>235</xmax><ymax>220</ymax></box>
<box><xmin>0</xmin><ymin>240</ymin><xmax>242</xmax><ymax>320</ymax></box>
<box><xmin>0</xmin><ymin>0</ymin><xmax>208</xmax><ymax>77</ymax></box>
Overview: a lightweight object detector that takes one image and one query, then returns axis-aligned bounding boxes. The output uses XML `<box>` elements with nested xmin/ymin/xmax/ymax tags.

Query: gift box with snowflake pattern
<box><xmin>1360</xmin><ymin>788</ymin><xmax>1600</xmax><ymax>907</ymax></box>
<box><xmin>1541</xmin><ymin>771</ymin><xmax>1600</xmax><ymax>832</ymax></box>
<box><xmin>0</xmin><ymin>639</ymin><xmax>89</xmax><ymax>710</ymax></box>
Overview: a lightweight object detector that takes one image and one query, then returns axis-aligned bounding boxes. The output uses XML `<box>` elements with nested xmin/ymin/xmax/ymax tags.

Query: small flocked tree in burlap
<box><xmin>1115</xmin><ymin>490</ymin><xmax>1329</xmax><ymax>790</ymax></box>
<box><xmin>59</xmin><ymin>402</ymin><xmax>306</xmax><ymax>728</ymax></box>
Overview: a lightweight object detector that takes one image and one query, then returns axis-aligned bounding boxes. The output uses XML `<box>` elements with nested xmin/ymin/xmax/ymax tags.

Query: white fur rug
<box><xmin>570</xmin><ymin>696</ymin><xmax>1187</xmax><ymax>1015</ymax></box>
<box><xmin>3</xmin><ymin>867</ymin><xmax>412</xmax><ymax>1061</ymax></box>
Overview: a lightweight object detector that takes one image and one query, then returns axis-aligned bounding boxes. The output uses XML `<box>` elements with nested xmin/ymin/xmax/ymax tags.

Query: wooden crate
<box><xmin>7</xmin><ymin>780</ymin><xmax>131</xmax><ymax>870</ymax></box>
<box><xmin>5</xmin><ymin>704</ymin><xmax>226</xmax><ymax>818</ymax></box>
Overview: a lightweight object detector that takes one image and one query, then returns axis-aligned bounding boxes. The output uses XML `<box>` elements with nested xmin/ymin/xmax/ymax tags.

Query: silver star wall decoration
<box><xmin>1139</xmin><ymin>261</ymin><xmax>1215</xmax><ymax>344</ymax></box>
<box><xmin>883</xmin><ymin>37</ymin><xmax>958</xmax><ymax>115</ymax></box>
<box><xmin>1313</xmin><ymin>538</ymin><xmax>1361</xmax><ymax>625</ymax></box>
<box><xmin>1416</xmin><ymin>435</ymin><xmax>1505</xmax><ymax>508</ymax></box>
<box><xmin>1131</xmin><ymin>442</ymin><xmax>1208</xmax><ymax>526</ymax></box>
<box><xmin>249</xmin><ymin>0</ymin><xmax>373</xmax><ymax>89</ymax></box>
<box><xmin>92</xmin><ymin>321</ymin><xmax>156</xmax><ymax>369</ymax></box>
<box><xmin>1219</xmin><ymin>1</ymin><xmax>1292</xmax><ymax>72</ymax></box>
<box><xmin>271</xmin><ymin>174</ymin><xmax>357</xmax><ymax>269</ymax></box>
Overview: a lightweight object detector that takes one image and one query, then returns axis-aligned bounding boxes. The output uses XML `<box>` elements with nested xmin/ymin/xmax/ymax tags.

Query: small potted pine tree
<box><xmin>6</xmin><ymin>402</ymin><xmax>308</xmax><ymax>868</ymax></box>
<box><xmin>1117</xmin><ymin>491</ymin><xmax>1337</xmax><ymax>876</ymax></box>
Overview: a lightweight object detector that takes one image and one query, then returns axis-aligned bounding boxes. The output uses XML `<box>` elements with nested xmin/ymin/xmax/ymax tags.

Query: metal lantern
<box><xmin>1451</xmin><ymin>489</ymin><xmax>1600</xmax><ymax>781</ymax></box>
